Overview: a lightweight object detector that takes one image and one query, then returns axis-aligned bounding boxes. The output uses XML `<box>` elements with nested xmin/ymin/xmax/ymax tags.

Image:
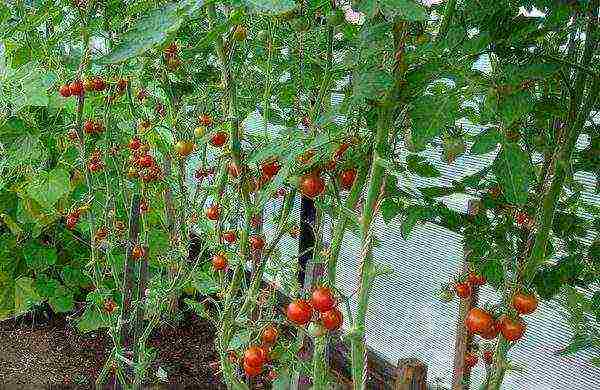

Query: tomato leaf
<box><xmin>401</xmin><ymin>205</ymin><xmax>433</xmax><ymax>238</ymax></box>
<box><xmin>97</xmin><ymin>2</ymin><xmax>187</xmax><ymax>64</ymax></box>
<box><xmin>492</xmin><ymin>143</ymin><xmax>532</xmax><ymax>205</ymax></box>
<box><xmin>48</xmin><ymin>285</ymin><xmax>74</xmax><ymax>313</ymax></box>
<box><xmin>479</xmin><ymin>255</ymin><xmax>505</xmax><ymax>289</ymax></box>
<box><xmin>14</xmin><ymin>277</ymin><xmax>43</xmax><ymax>315</ymax></box>
<box><xmin>380</xmin><ymin>197</ymin><xmax>402</xmax><ymax>224</ymax></box>
<box><xmin>244</xmin><ymin>0</ymin><xmax>296</xmax><ymax>14</ymax></box>
<box><xmin>25</xmin><ymin>168</ymin><xmax>70</xmax><ymax>209</ymax></box>
<box><xmin>406</xmin><ymin>154</ymin><xmax>441</xmax><ymax>178</ymax></box>
<box><xmin>470</xmin><ymin>128</ymin><xmax>502</xmax><ymax>155</ymax></box>
<box><xmin>409</xmin><ymin>91</ymin><xmax>459</xmax><ymax>149</ymax></box>
<box><xmin>77</xmin><ymin>305</ymin><xmax>109</xmax><ymax>333</ymax></box>
<box><xmin>22</xmin><ymin>241</ymin><xmax>58</xmax><ymax>272</ymax></box>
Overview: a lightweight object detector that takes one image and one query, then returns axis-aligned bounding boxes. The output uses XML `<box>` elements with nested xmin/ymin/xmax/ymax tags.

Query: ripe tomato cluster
<box><xmin>465</xmin><ymin>291</ymin><xmax>538</xmax><ymax>347</ymax></box>
<box><xmin>453</xmin><ymin>271</ymin><xmax>486</xmax><ymax>299</ymax></box>
<box><xmin>126</xmin><ymin>137</ymin><xmax>162</xmax><ymax>183</ymax></box>
<box><xmin>88</xmin><ymin>150</ymin><xmax>105</xmax><ymax>173</ymax></box>
<box><xmin>83</xmin><ymin>119</ymin><xmax>105</xmax><ymax>135</ymax></box>
<box><xmin>241</xmin><ymin>325</ymin><xmax>278</xmax><ymax>378</ymax></box>
<box><xmin>65</xmin><ymin>204</ymin><xmax>89</xmax><ymax>230</ymax></box>
<box><xmin>286</xmin><ymin>287</ymin><xmax>343</xmax><ymax>332</ymax></box>
<box><xmin>59</xmin><ymin>76</ymin><xmax>106</xmax><ymax>98</ymax></box>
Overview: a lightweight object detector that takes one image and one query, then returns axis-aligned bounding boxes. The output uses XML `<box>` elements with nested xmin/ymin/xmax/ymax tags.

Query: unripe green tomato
<box><xmin>256</xmin><ymin>30</ymin><xmax>269</xmax><ymax>42</ymax></box>
<box><xmin>308</xmin><ymin>322</ymin><xmax>326</xmax><ymax>337</ymax></box>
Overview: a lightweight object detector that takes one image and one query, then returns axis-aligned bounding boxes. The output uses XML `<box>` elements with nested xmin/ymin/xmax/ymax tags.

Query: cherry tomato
<box><xmin>512</xmin><ymin>292</ymin><xmax>538</xmax><ymax>315</ymax></box>
<box><xmin>499</xmin><ymin>316</ymin><xmax>525</xmax><ymax>342</ymax></box>
<box><xmin>59</xmin><ymin>84</ymin><xmax>71</xmax><ymax>97</ymax></box>
<box><xmin>243</xmin><ymin>361</ymin><xmax>262</xmax><ymax>377</ymax></box>
<box><xmin>261</xmin><ymin>160</ymin><xmax>281</xmax><ymax>178</ymax></box>
<box><xmin>321</xmin><ymin>307</ymin><xmax>343</xmax><ymax>331</ymax></box>
<box><xmin>199</xmin><ymin>114</ymin><xmax>213</xmax><ymax>127</ymax></box>
<box><xmin>131</xmin><ymin>245</ymin><xmax>146</xmax><ymax>260</ymax></box>
<box><xmin>210</xmin><ymin>131</ymin><xmax>228</xmax><ymax>147</ymax></box>
<box><xmin>480</xmin><ymin>320</ymin><xmax>499</xmax><ymax>340</ymax></box>
<box><xmin>223</xmin><ymin>230</ymin><xmax>237</xmax><ymax>244</ymax></box>
<box><xmin>483</xmin><ymin>350</ymin><xmax>493</xmax><ymax>365</ymax></box>
<box><xmin>465</xmin><ymin>352</ymin><xmax>478</xmax><ymax>369</ymax></box>
<box><xmin>243</xmin><ymin>346</ymin><xmax>266</xmax><ymax>368</ymax></box>
<box><xmin>261</xmin><ymin>326</ymin><xmax>278</xmax><ymax>345</ymax></box>
<box><xmin>454</xmin><ymin>282</ymin><xmax>472</xmax><ymax>299</ymax></box>
<box><xmin>299</xmin><ymin>173</ymin><xmax>325</xmax><ymax>198</ymax></box>
<box><xmin>137</xmin><ymin>154</ymin><xmax>154</xmax><ymax>168</ymax></box>
<box><xmin>205</xmin><ymin>205</ymin><xmax>220</xmax><ymax>221</ymax></box>
<box><xmin>212</xmin><ymin>253</ymin><xmax>228</xmax><ymax>271</ymax></box>
<box><xmin>175</xmin><ymin>140</ymin><xmax>194</xmax><ymax>157</ymax></box>
<box><xmin>465</xmin><ymin>308</ymin><xmax>494</xmax><ymax>335</ymax></box>
<box><xmin>286</xmin><ymin>299</ymin><xmax>313</xmax><ymax>325</ymax></box>
<box><xmin>69</xmin><ymin>80</ymin><xmax>84</xmax><ymax>96</ymax></box>
<box><xmin>311</xmin><ymin>287</ymin><xmax>335</xmax><ymax>312</ymax></box>
<box><xmin>129</xmin><ymin>137</ymin><xmax>142</xmax><ymax>150</ymax></box>
<box><xmin>339</xmin><ymin>168</ymin><xmax>357</xmax><ymax>190</ymax></box>
<box><xmin>250</xmin><ymin>235</ymin><xmax>265</xmax><ymax>251</ymax></box>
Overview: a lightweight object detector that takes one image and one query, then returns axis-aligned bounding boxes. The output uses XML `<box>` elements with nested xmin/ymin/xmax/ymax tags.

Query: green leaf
<box><xmin>471</xmin><ymin>128</ymin><xmax>502</xmax><ymax>155</ymax></box>
<box><xmin>22</xmin><ymin>242</ymin><xmax>58</xmax><ymax>272</ymax></box>
<box><xmin>352</xmin><ymin>70</ymin><xmax>394</xmax><ymax>105</ymax></box>
<box><xmin>98</xmin><ymin>3</ymin><xmax>186</xmax><ymax>64</ymax></box>
<box><xmin>77</xmin><ymin>305</ymin><xmax>109</xmax><ymax>333</ymax></box>
<box><xmin>480</xmin><ymin>256</ymin><xmax>505</xmax><ymax>289</ymax></box>
<box><xmin>401</xmin><ymin>206</ymin><xmax>433</xmax><ymax>238</ymax></box>
<box><xmin>244</xmin><ymin>0</ymin><xmax>296</xmax><ymax>14</ymax></box>
<box><xmin>33</xmin><ymin>274</ymin><xmax>59</xmax><ymax>298</ymax></box>
<box><xmin>406</xmin><ymin>154</ymin><xmax>441</xmax><ymax>178</ymax></box>
<box><xmin>556</xmin><ymin>334</ymin><xmax>593</xmax><ymax>356</ymax></box>
<box><xmin>25</xmin><ymin>168</ymin><xmax>70</xmax><ymax>208</ymax></box>
<box><xmin>15</xmin><ymin>277</ymin><xmax>43</xmax><ymax>315</ymax></box>
<box><xmin>409</xmin><ymin>92</ymin><xmax>459</xmax><ymax>149</ymax></box>
<box><xmin>492</xmin><ymin>143</ymin><xmax>532</xmax><ymax>205</ymax></box>
<box><xmin>381</xmin><ymin>0</ymin><xmax>427</xmax><ymax>21</ymax></box>
<box><xmin>48</xmin><ymin>285</ymin><xmax>74</xmax><ymax>313</ymax></box>
<box><xmin>380</xmin><ymin>197</ymin><xmax>402</xmax><ymax>223</ymax></box>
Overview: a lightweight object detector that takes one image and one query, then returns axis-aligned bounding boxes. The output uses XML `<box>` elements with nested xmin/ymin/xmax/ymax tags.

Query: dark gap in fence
<box><xmin>298</xmin><ymin>195</ymin><xmax>316</xmax><ymax>286</ymax></box>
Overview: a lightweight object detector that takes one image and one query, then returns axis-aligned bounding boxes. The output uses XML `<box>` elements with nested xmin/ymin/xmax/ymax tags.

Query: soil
<box><xmin>0</xmin><ymin>307</ymin><xmax>233</xmax><ymax>389</ymax></box>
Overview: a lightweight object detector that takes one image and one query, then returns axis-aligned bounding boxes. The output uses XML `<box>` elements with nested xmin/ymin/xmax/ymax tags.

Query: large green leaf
<box><xmin>359</xmin><ymin>0</ymin><xmax>427</xmax><ymax>20</ymax></box>
<box><xmin>492</xmin><ymin>143</ymin><xmax>532</xmax><ymax>205</ymax></box>
<box><xmin>471</xmin><ymin>128</ymin><xmax>502</xmax><ymax>155</ymax></box>
<box><xmin>25</xmin><ymin>168</ymin><xmax>70</xmax><ymax>208</ymax></box>
<box><xmin>97</xmin><ymin>2</ymin><xmax>187</xmax><ymax>64</ymax></box>
<box><xmin>406</xmin><ymin>154</ymin><xmax>441</xmax><ymax>178</ymax></box>
<box><xmin>22</xmin><ymin>241</ymin><xmax>58</xmax><ymax>272</ymax></box>
<box><xmin>409</xmin><ymin>92</ymin><xmax>459</xmax><ymax>149</ymax></box>
<box><xmin>77</xmin><ymin>305</ymin><xmax>109</xmax><ymax>333</ymax></box>
<box><xmin>48</xmin><ymin>285</ymin><xmax>74</xmax><ymax>313</ymax></box>
<box><xmin>352</xmin><ymin>70</ymin><xmax>394</xmax><ymax>105</ymax></box>
<box><xmin>401</xmin><ymin>205</ymin><xmax>433</xmax><ymax>238</ymax></box>
<box><xmin>14</xmin><ymin>277</ymin><xmax>43</xmax><ymax>315</ymax></box>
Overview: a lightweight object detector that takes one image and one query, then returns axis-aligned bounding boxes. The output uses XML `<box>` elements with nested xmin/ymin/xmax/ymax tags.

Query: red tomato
<box><xmin>139</xmin><ymin>199</ymin><xmax>149</xmax><ymax>213</ymax></box>
<box><xmin>129</xmin><ymin>137</ymin><xmax>141</xmax><ymax>150</ymax></box>
<box><xmin>465</xmin><ymin>308</ymin><xmax>494</xmax><ymax>335</ymax></box>
<box><xmin>223</xmin><ymin>230</ymin><xmax>237</xmax><ymax>244</ymax></box>
<box><xmin>69</xmin><ymin>80</ymin><xmax>84</xmax><ymax>96</ymax></box>
<box><xmin>206</xmin><ymin>205</ymin><xmax>220</xmax><ymax>221</ymax></box>
<box><xmin>512</xmin><ymin>293</ymin><xmax>538</xmax><ymax>315</ymax></box>
<box><xmin>92</xmin><ymin>77</ymin><xmax>106</xmax><ymax>91</ymax></box>
<box><xmin>250</xmin><ymin>235</ymin><xmax>265</xmax><ymax>251</ymax></box>
<box><xmin>479</xmin><ymin>321</ymin><xmax>499</xmax><ymax>340</ymax></box>
<box><xmin>286</xmin><ymin>299</ymin><xmax>313</xmax><ymax>325</ymax></box>
<box><xmin>199</xmin><ymin>114</ymin><xmax>213</xmax><ymax>127</ymax></box>
<box><xmin>468</xmin><ymin>271</ymin><xmax>486</xmax><ymax>286</ymax></box>
<box><xmin>454</xmin><ymin>282</ymin><xmax>472</xmax><ymax>299</ymax></box>
<box><xmin>131</xmin><ymin>245</ymin><xmax>146</xmax><ymax>260</ymax></box>
<box><xmin>59</xmin><ymin>84</ymin><xmax>71</xmax><ymax>97</ymax></box>
<box><xmin>261</xmin><ymin>160</ymin><xmax>281</xmax><ymax>178</ymax></box>
<box><xmin>261</xmin><ymin>326</ymin><xmax>278</xmax><ymax>345</ymax></box>
<box><xmin>483</xmin><ymin>350</ymin><xmax>493</xmax><ymax>365</ymax></box>
<box><xmin>137</xmin><ymin>154</ymin><xmax>154</xmax><ymax>168</ymax></box>
<box><xmin>499</xmin><ymin>316</ymin><xmax>525</xmax><ymax>342</ymax></box>
<box><xmin>243</xmin><ymin>361</ymin><xmax>262</xmax><ymax>377</ymax></box>
<box><xmin>339</xmin><ymin>168</ymin><xmax>357</xmax><ymax>190</ymax></box>
<box><xmin>83</xmin><ymin>120</ymin><xmax>96</xmax><ymax>134</ymax></box>
<box><xmin>311</xmin><ymin>287</ymin><xmax>335</xmax><ymax>312</ymax></box>
<box><xmin>209</xmin><ymin>131</ymin><xmax>228</xmax><ymax>147</ymax></box>
<box><xmin>66</xmin><ymin>214</ymin><xmax>78</xmax><ymax>230</ymax></box>
<box><xmin>321</xmin><ymin>307</ymin><xmax>343</xmax><ymax>331</ymax></box>
<box><xmin>103</xmin><ymin>299</ymin><xmax>117</xmax><ymax>314</ymax></box>
<box><xmin>299</xmin><ymin>173</ymin><xmax>325</xmax><ymax>198</ymax></box>
<box><xmin>243</xmin><ymin>346</ymin><xmax>266</xmax><ymax>368</ymax></box>
<box><xmin>465</xmin><ymin>352</ymin><xmax>478</xmax><ymax>369</ymax></box>
<box><xmin>212</xmin><ymin>253</ymin><xmax>228</xmax><ymax>271</ymax></box>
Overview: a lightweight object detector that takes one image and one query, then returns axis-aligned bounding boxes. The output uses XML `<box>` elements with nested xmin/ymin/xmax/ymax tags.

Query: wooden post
<box><xmin>451</xmin><ymin>200</ymin><xmax>481</xmax><ymax>389</ymax></box>
<box><xmin>394</xmin><ymin>358</ymin><xmax>428</xmax><ymax>390</ymax></box>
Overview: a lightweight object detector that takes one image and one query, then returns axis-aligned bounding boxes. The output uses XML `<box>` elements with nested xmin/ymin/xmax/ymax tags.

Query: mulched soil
<box><xmin>0</xmin><ymin>307</ymin><xmax>235</xmax><ymax>389</ymax></box>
